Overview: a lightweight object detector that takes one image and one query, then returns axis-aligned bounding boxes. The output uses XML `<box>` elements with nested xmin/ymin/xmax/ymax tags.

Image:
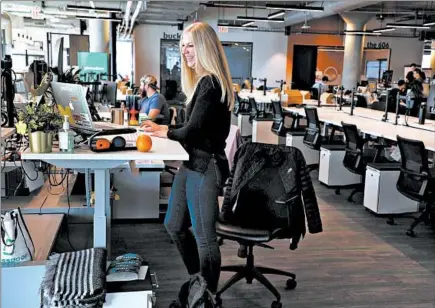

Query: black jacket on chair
<box><xmin>220</xmin><ymin>143</ymin><xmax>323</xmax><ymax>247</ymax></box>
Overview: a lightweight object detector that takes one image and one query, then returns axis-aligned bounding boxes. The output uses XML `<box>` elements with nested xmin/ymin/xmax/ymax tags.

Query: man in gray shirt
<box><xmin>139</xmin><ymin>75</ymin><xmax>170</xmax><ymax>125</ymax></box>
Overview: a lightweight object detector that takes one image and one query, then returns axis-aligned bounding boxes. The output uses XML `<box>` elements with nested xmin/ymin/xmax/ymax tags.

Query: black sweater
<box><xmin>167</xmin><ymin>75</ymin><xmax>231</xmax><ymax>158</ymax></box>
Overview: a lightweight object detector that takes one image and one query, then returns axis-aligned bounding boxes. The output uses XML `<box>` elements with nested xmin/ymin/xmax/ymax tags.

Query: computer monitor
<box><xmin>52</xmin><ymin>37</ymin><xmax>64</xmax><ymax>80</ymax></box>
<box><xmin>381</xmin><ymin>70</ymin><xmax>393</xmax><ymax>87</ymax></box>
<box><xmin>100</xmin><ymin>81</ymin><xmax>117</xmax><ymax>105</ymax></box>
<box><xmin>51</xmin><ymin>82</ymin><xmax>94</xmax><ymax>131</ymax></box>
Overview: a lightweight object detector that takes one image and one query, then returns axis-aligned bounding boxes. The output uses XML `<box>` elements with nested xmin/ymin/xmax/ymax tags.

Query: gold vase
<box><xmin>29</xmin><ymin>131</ymin><xmax>53</xmax><ymax>153</ymax></box>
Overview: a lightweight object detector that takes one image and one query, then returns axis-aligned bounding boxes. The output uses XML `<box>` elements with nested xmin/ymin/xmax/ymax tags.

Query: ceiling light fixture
<box><xmin>77</xmin><ymin>16</ymin><xmax>123</xmax><ymax>22</ymax></box>
<box><xmin>237</xmin><ymin>16</ymin><xmax>284</xmax><ymax>23</ymax></box>
<box><xmin>217</xmin><ymin>23</ymin><xmax>258</xmax><ymax>29</ymax></box>
<box><xmin>423</xmin><ymin>21</ymin><xmax>435</xmax><ymax>26</ymax></box>
<box><xmin>344</xmin><ymin>30</ymin><xmax>381</xmax><ymax>36</ymax></box>
<box><xmin>268</xmin><ymin>10</ymin><xmax>286</xmax><ymax>19</ymax></box>
<box><xmin>265</xmin><ymin>4</ymin><xmax>324</xmax><ymax>12</ymax></box>
<box><xmin>385</xmin><ymin>23</ymin><xmax>429</xmax><ymax>29</ymax></box>
<box><xmin>89</xmin><ymin>1</ymin><xmax>95</xmax><ymax>9</ymax></box>
<box><xmin>372</xmin><ymin>27</ymin><xmax>395</xmax><ymax>33</ymax></box>
<box><xmin>66</xmin><ymin>5</ymin><xmax>122</xmax><ymax>13</ymax></box>
<box><xmin>242</xmin><ymin>21</ymin><xmax>255</xmax><ymax>27</ymax></box>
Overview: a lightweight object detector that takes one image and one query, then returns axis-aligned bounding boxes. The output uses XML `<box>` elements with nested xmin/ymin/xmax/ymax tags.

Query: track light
<box><xmin>266</xmin><ymin>4</ymin><xmax>324</xmax><ymax>12</ymax></box>
<box><xmin>237</xmin><ymin>16</ymin><xmax>284</xmax><ymax>23</ymax></box>
<box><xmin>386</xmin><ymin>23</ymin><xmax>429</xmax><ymax>29</ymax></box>
<box><xmin>268</xmin><ymin>10</ymin><xmax>286</xmax><ymax>19</ymax></box>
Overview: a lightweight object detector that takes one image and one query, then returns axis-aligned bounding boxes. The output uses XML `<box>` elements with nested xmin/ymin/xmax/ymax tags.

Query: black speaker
<box><xmin>80</xmin><ymin>20</ymin><xmax>87</xmax><ymax>35</ymax></box>
<box><xmin>178</xmin><ymin>23</ymin><xmax>184</xmax><ymax>31</ymax></box>
<box><xmin>285</xmin><ymin>26</ymin><xmax>291</xmax><ymax>36</ymax></box>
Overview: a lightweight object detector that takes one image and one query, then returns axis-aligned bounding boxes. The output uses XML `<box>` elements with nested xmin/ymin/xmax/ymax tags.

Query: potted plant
<box><xmin>16</xmin><ymin>104</ymin><xmax>63</xmax><ymax>153</ymax></box>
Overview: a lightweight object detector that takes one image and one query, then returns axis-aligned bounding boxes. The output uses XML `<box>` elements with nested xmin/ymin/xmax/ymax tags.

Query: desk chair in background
<box><xmin>270</xmin><ymin>100</ymin><xmax>302</xmax><ymax>138</ymax></box>
<box><xmin>217</xmin><ymin>143</ymin><xmax>322</xmax><ymax>308</ymax></box>
<box><xmin>340</xmin><ymin>122</ymin><xmax>385</xmax><ymax>202</ymax></box>
<box><xmin>394</xmin><ymin>135</ymin><xmax>435</xmax><ymax>237</ymax></box>
<box><xmin>248</xmin><ymin>97</ymin><xmax>273</xmax><ymax>123</ymax></box>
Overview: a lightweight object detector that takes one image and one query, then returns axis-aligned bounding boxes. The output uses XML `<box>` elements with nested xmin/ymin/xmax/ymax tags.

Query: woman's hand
<box><xmin>151</xmin><ymin>130</ymin><xmax>168</xmax><ymax>139</ymax></box>
<box><xmin>140</xmin><ymin>120</ymin><xmax>168</xmax><ymax>132</ymax></box>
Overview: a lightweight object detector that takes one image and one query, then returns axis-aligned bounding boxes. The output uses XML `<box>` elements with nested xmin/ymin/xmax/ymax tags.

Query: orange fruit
<box><xmin>136</xmin><ymin>134</ymin><xmax>152</xmax><ymax>152</ymax></box>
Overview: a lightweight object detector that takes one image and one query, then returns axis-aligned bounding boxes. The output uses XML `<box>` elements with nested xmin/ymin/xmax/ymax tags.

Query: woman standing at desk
<box><xmin>141</xmin><ymin>22</ymin><xmax>234</xmax><ymax>293</ymax></box>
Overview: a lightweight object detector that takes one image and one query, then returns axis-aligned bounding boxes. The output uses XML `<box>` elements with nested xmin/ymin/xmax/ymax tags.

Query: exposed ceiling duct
<box><xmin>273</xmin><ymin>0</ymin><xmax>380</xmax><ymax>28</ymax></box>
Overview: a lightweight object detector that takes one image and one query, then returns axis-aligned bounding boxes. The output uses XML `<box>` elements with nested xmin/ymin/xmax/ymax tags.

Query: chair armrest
<box><xmin>275</xmin><ymin>195</ymin><xmax>300</xmax><ymax>205</ymax></box>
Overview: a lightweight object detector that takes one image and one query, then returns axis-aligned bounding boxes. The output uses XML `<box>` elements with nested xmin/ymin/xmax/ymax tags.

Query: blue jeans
<box><xmin>164</xmin><ymin>161</ymin><xmax>221</xmax><ymax>292</ymax></box>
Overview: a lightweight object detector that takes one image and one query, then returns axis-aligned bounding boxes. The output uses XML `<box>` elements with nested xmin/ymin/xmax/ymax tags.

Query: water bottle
<box><xmin>418</xmin><ymin>102</ymin><xmax>427</xmax><ymax>124</ymax></box>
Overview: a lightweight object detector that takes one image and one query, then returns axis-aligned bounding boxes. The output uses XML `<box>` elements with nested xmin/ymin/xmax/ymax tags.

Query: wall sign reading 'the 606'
<box><xmin>366</xmin><ymin>41</ymin><xmax>390</xmax><ymax>49</ymax></box>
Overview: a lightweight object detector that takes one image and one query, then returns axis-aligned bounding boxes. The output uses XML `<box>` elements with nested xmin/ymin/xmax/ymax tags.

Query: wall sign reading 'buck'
<box><xmin>366</xmin><ymin>41</ymin><xmax>390</xmax><ymax>49</ymax></box>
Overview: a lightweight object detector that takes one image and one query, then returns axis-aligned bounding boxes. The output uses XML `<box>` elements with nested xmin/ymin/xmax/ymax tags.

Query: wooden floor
<box><xmin>57</xmin><ymin>175</ymin><xmax>435</xmax><ymax>308</ymax></box>
<box><xmin>23</xmin><ymin>214</ymin><xmax>64</xmax><ymax>261</ymax></box>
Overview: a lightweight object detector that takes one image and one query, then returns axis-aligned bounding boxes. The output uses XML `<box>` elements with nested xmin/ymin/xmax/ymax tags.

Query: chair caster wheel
<box><xmin>215</xmin><ymin>296</ymin><xmax>222</xmax><ymax>307</ymax></box>
<box><xmin>286</xmin><ymin>279</ymin><xmax>297</xmax><ymax>290</ymax></box>
<box><xmin>347</xmin><ymin>196</ymin><xmax>354</xmax><ymax>202</ymax></box>
<box><xmin>386</xmin><ymin>218</ymin><xmax>396</xmax><ymax>225</ymax></box>
<box><xmin>406</xmin><ymin>229</ymin><xmax>416</xmax><ymax>237</ymax></box>
<box><xmin>271</xmin><ymin>300</ymin><xmax>282</xmax><ymax>308</ymax></box>
<box><xmin>168</xmin><ymin>300</ymin><xmax>182</xmax><ymax>308</ymax></box>
<box><xmin>217</xmin><ymin>237</ymin><xmax>224</xmax><ymax>246</ymax></box>
<box><xmin>335</xmin><ymin>189</ymin><xmax>340</xmax><ymax>195</ymax></box>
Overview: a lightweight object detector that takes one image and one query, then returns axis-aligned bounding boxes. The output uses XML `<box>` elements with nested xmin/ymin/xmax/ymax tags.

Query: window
<box><xmin>366</xmin><ymin>59</ymin><xmax>388</xmax><ymax>80</ymax></box>
<box><xmin>116</xmin><ymin>40</ymin><xmax>133</xmax><ymax>81</ymax></box>
<box><xmin>222</xmin><ymin>42</ymin><xmax>252</xmax><ymax>84</ymax></box>
<box><xmin>160</xmin><ymin>40</ymin><xmax>182</xmax><ymax>100</ymax></box>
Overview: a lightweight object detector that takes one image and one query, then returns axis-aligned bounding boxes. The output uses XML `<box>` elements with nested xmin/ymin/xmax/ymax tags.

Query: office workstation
<box><xmin>2</xmin><ymin>1</ymin><xmax>435</xmax><ymax>308</ymax></box>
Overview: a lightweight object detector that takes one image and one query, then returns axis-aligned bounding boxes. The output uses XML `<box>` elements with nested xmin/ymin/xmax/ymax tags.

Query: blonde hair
<box><xmin>180</xmin><ymin>22</ymin><xmax>234</xmax><ymax>110</ymax></box>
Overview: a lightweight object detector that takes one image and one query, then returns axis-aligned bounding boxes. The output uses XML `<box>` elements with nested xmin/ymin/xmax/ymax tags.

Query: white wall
<box><xmin>133</xmin><ymin>24</ymin><xmax>181</xmax><ymax>85</ymax></box>
<box><xmin>133</xmin><ymin>7</ymin><xmax>288</xmax><ymax>87</ymax></box>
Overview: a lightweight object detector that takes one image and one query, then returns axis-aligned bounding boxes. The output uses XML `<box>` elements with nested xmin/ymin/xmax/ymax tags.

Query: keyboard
<box><xmin>94</xmin><ymin>122</ymin><xmax>125</xmax><ymax>130</ymax></box>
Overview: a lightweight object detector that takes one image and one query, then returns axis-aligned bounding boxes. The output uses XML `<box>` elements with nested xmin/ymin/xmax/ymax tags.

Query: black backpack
<box><xmin>169</xmin><ymin>274</ymin><xmax>216</xmax><ymax>308</ymax></box>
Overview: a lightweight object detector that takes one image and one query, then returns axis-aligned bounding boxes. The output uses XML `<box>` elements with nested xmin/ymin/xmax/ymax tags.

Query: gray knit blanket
<box><xmin>40</xmin><ymin>248</ymin><xmax>107</xmax><ymax>308</ymax></box>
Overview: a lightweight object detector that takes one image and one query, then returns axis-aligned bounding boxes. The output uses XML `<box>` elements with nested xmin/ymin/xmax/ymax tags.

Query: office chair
<box><xmin>303</xmin><ymin>107</ymin><xmax>323</xmax><ymax>151</ymax></box>
<box><xmin>395</xmin><ymin>135</ymin><xmax>434</xmax><ymax>237</ymax></box>
<box><xmin>233</xmin><ymin>92</ymin><xmax>250</xmax><ymax>116</ymax></box>
<box><xmin>216</xmin><ymin>144</ymin><xmax>321</xmax><ymax>308</ymax></box>
<box><xmin>370</xmin><ymin>100</ymin><xmax>386</xmax><ymax>112</ymax></box>
<box><xmin>248</xmin><ymin>97</ymin><xmax>273</xmax><ymax>123</ymax></box>
<box><xmin>310</xmin><ymin>87</ymin><xmax>319</xmax><ymax>100</ymax></box>
<box><xmin>270</xmin><ymin>100</ymin><xmax>302</xmax><ymax>137</ymax></box>
<box><xmin>340</xmin><ymin>122</ymin><xmax>384</xmax><ymax>202</ymax></box>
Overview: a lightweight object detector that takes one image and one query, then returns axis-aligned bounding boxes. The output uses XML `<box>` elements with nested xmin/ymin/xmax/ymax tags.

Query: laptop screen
<box><xmin>51</xmin><ymin>82</ymin><xmax>94</xmax><ymax>131</ymax></box>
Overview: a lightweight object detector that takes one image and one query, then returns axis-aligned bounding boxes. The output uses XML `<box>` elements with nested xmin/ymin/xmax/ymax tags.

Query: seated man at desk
<box><xmin>311</xmin><ymin>76</ymin><xmax>329</xmax><ymax>98</ymax></box>
<box><xmin>139</xmin><ymin>75</ymin><xmax>170</xmax><ymax>124</ymax></box>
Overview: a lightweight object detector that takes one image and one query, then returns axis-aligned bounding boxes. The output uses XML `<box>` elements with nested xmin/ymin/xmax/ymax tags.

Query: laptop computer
<box><xmin>51</xmin><ymin>82</ymin><xmax>122</xmax><ymax>133</ymax></box>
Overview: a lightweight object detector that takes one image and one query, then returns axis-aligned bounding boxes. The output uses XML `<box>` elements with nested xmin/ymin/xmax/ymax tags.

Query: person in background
<box><xmin>388</xmin><ymin>79</ymin><xmax>407</xmax><ymax>113</ymax></box>
<box><xmin>141</xmin><ymin>22</ymin><xmax>234</xmax><ymax>293</ymax></box>
<box><xmin>406</xmin><ymin>63</ymin><xmax>417</xmax><ymax>83</ymax></box>
<box><xmin>312</xmin><ymin>75</ymin><xmax>329</xmax><ymax>97</ymax></box>
<box><xmin>406</xmin><ymin>69</ymin><xmax>425</xmax><ymax>117</ymax></box>
<box><xmin>139</xmin><ymin>75</ymin><xmax>170</xmax><ymax>125</ymax></box>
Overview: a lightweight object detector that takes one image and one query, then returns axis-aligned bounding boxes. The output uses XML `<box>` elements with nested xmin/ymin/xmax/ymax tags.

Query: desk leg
<box><xmin>94</xmin><ymin>169</ymin><xmax>111</xmax><ymax>258</ymax></box>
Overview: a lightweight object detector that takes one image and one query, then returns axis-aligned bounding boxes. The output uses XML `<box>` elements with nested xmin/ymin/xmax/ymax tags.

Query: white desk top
<box><xmin>284</xmin><ymin>106</ymin><xmax>435</xmax><ymax>152</ymax></box>
<box><xmin>1</xmin><ymin>128</ymin><xmax>15</xmax><ymax>140</ymax></box>
<box><xmin>22</xmin><ymin>135</ymin><xmax>188</xmax><ymax>162</ymax></box>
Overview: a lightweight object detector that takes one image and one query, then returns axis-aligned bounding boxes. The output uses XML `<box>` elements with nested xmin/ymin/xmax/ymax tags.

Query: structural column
<box><xmin>430</xmin><ymin>41</ymin><xmax>435</xmax><ymax>79</ymax></box>
<box><xmin>88</xmin><ymin>19</ymin><xmax>110</xmax><ymax>53</ymax></box>
<box><xmin>340</xmin><ymin>13</ymin><xmax>372</xmax><ymax>90</ymax></box>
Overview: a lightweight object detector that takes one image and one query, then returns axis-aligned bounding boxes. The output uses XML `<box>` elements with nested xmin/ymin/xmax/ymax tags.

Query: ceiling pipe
<box><xmin>272</xmin><ymin>0</ymin><xmax>379</xmax><ymax>28</ymax></box>
<box><xmin>127</xmin><ymin>1</ymin><xmax>144</xmax><ymax>37</ymax></box>
<box><xmin>123</xmin><ymin>1</ymin><xmax>133</xmax><ymax>35</ymax></box>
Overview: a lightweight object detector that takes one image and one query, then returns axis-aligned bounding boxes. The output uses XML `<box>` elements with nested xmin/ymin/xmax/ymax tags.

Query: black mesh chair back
<box><xmin>341</xmin><ymin>122</ymin><xmax>366</xmax><ymax>174</ymax></box>
<box><xmin>396</xmin><ymin>135</ymin><xmax>432</xmax><ymax>201</ymax></box>
<box><xmin>248</xmin><ymin>97</ymin><xmax>259</xmax><ymax>122</ymax></box>
<box><xmin>270</xmin><ymin>100</ymin><xmax>284</xmax><ymax>135</ymax></box>
<box><xmin>370</xmin><ymin>101</ymin><xmax>386</xmax><ymax>111</ymax></box>
<box><xmin>303</xmin><ymin>107</ymin><xmax>321</xmax><ymax>149</ymax></box>
<box><xmin>311</xmin><ymin>87</ymin><xmax>319</xmax><ymax>100</ymax></box>
<box><xmin>233</xmin><ymin>91</ymin><xmax>241</xmax><ymax>115</ymax></box>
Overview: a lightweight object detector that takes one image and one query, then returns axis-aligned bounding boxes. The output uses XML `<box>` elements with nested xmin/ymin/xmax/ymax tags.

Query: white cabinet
<box><xmin>363</xmin><ymin>164</ymin><xmax>419</xmax><ymax>214</ymax></box>
<box><xmin>237</xmin><ymin>114</ymin><xmax>252</xmax><ymax>137</ymax></box>
<box><xmin>286</xmin><ymin>132</ymin><xmax>319</xmax><ymax>166</ymax></box>
<box><xmin>318</xmin><ymin>145</ymin><xmax>361</xmax><ymax>186</ymax></box>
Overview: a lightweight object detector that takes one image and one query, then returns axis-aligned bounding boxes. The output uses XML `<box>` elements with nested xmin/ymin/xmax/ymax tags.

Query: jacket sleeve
<box><xmin>297</xmin><ymin>150</ymin><xmax>323</xmax><ymax>234</ymax></box>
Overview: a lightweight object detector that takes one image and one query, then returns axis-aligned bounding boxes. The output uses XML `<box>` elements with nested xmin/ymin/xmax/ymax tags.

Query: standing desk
<box><xmin>21</xmin><ymin>135</ymin><xmax>188</xmax><ymax>257</ymax></box>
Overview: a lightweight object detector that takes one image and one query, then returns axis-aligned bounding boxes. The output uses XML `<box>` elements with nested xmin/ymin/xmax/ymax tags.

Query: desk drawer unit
<box><xmin>286</xmin><ymin>132</ymin><xmax>319</xmax><ymax>166</ymax></box>
<box><xmin>364</xmin><ymin>164</ymin><xmax>419</xmax><ymax>214</ymax></box>
<box><xmin>319</xmin><ymin>145</ymin><xmax>361</xmax><ymax>186</ymax></box>
<box><xmin>237</xmin><ymin>114</ymin><xmax>252</xmax><ymax>137</ymax></box>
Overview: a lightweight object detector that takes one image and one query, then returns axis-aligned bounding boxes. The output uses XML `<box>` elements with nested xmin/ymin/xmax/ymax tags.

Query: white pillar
<box><xmin>340</xmin><ymin>13</ymin><xmax>372</xmax><ymax>90</ymax></box>
<box><xmin>88</xmin><ymin>19</ymin><xmax>110</xmax><ymax>53</ymax></box>
<box><xmin>430</xmin><ymin>41</ymin><xmax>435</xmax><ymax>77</ymax></box>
